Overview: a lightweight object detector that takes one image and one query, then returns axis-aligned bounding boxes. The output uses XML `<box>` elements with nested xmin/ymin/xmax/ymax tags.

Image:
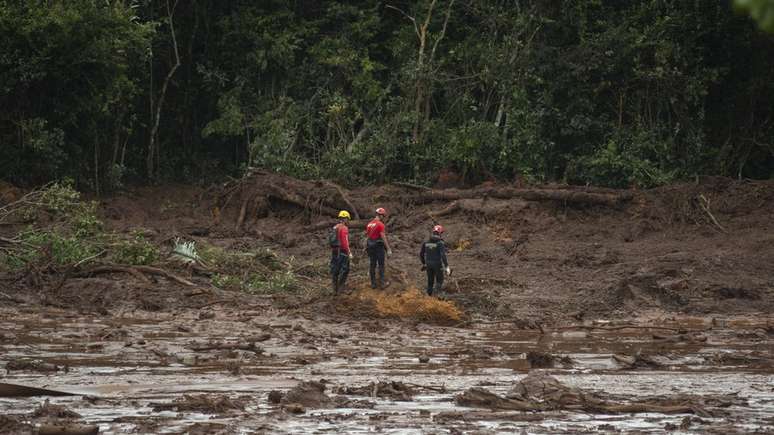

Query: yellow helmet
<box><xmin>338</xmin><ymin>210</ymin><xmax>351</xmax><ymax>219</ymax></box>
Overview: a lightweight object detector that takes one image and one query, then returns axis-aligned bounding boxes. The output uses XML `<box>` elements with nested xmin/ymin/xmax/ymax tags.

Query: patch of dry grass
<box><xmin>345</xmin><ymin>286</ymin><xmax>464</xmax><ymax>324</ymax></box>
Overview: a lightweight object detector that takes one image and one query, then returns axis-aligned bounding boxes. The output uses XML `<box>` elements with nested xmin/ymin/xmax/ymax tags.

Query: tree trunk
<box><xmin>147</xmin><ymin>0</ymin><xmax>181</xmax><ymax>180</ymax></box>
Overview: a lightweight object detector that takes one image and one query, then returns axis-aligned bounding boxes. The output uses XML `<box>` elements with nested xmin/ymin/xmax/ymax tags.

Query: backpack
<box><xmin>328</xmin><ymin>225</ymin><xmax>340</xmax><ymax>249</ymax></box>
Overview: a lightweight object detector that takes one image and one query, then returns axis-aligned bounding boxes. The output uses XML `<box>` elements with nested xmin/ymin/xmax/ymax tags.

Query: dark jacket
<box><xmin>419</xmin><ymin>234</ymin><xmax>448</xmax><ymax>267</ymax></box>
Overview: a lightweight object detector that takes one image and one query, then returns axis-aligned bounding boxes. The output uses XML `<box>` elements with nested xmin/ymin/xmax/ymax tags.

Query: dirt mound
<box><xmin>279</xmin><ymin>381</ymin><xmax>332</xmax><ymax>408</ymax></box>
<box><xmin>457</xmin><ymin>372</ymin><xmax>746</xmax><ymax>417</ymax></box>
<box><xmin>337</xmin><ymin>287</ymin><xmax>464</xmax><ymax>325</ymax></box>
<box><xmin>151</xmin><ymin>394</ymin><xmax>247</xmax><ymax>413</ymax></box>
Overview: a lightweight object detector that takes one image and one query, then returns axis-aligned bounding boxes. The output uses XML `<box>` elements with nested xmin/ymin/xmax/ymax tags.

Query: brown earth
<box><xmin>41</xmin><ymin>173</ymin><xmax>771</xmax><ymax>325</ymax></box>
<box><xmin>2</xmin><ymin>173</ymin><xmax>773</xmax><ymax>324</ymax></box>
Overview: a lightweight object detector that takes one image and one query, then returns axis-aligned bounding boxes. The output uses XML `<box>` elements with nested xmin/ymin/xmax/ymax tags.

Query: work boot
<box><xmin>337</xmin><ymin>277</ymin><xmax>349</xmax><ymax>294</ymax></box>
<box><xmin>379</xmin><ymin>280</ymin><xmax>391</xmax><ymax>290</ymax></box>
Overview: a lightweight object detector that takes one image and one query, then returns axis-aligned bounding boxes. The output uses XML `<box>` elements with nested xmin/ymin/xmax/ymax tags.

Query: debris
<box><xmin>151</xmin><ymin>394</ymin><xmax>246</xmax><ymax>413</ymax></box>
<box><xmin>418</xmin><ymin>355</ymin><xmax>430</xmax><ymax>363</ymax></box>
<box><xmin>267</xmin><ymin>390</ymin><xmax>283</xmax><ymax>404</ymax></box>
<box><xmin>284</xmin><ymin>403</ymin><xmax>305</xmax><ymax>414</ymax></box>
<box><xmin>198</xmin><ymin>311</ymin><xmax>216</xmax><ymax>320</ymax></box>
<box><xmin>247</xmin><ymin>333</ymin><xmax>271</xmax><ymax>342</ymax></box>
<box><xmin>0</xmin><ymin>383</ymin><xmax>77</xmax><ymax>398</ymax></box>
<box><xmin>456</xmin><ymin>387</ymin><xmax>539</xmax><ymax>411</ymax></box>
<box><xmin>6</xmin><ymin>359</ymin><xmax>60</xmax><ymax>372</ymax></box>
<box><xmin>189</xmin><ymin>341</ymin><xmax>262</xmax><ymax>354</ymax></box>
<box><xmin>0</xmin><ymin>415</ymin><xmax>32</xmax><ymax>435</ymax></box>
<box><xmin>171</xmin><ymin>238</ymin><xmax>201</xmax><ymax>265</ymax></box>
<box><xmin>433</xmin><ymin>411</ymin><xmax>550</xmax><ymax>423</ymax></box>
<box><xmin>526</xmin><ymin>351</ymin><xmax>573</xmax><ymax>369</ymax></box>
<box><xmin>613</xmin><ymin>353</ymin><xmax>663</xmax><ymax>369</ymax></box>
<box><xmin>332</xmin><ymin>396</ymin><xmax>376</xmax><ymax>409</ymax></box>
<box><xmin>32</xmin><ymin>400</ymin><xmax>81</xmax><ymax>419</ymax></box>
<box><xmin>455</xmin><ymin>372</ymin><xmax>741</xmax><ymax>417</ymax></box>
<box><xmin>37</xmin><ymin>424</ymin><xmax>99</xmax><ymax>435</ymax></box>
<box><xmin>334</xmin><ymin>381</ymin><xmax>415</xmax><ymax>401</ymax></box>
<box><xmin>281</xmin><ymin>381</ymin><xmax>332</xmax><ymax>408</ymax></box>
<box><xmin>77</xmin><ymin>265</ymin><xmax>195</xmax><ymax>287</ymax></box>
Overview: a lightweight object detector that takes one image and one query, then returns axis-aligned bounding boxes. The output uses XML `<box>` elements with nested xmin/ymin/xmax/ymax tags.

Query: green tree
<box><xmin>736</xmin><ymin>0</ymin><xmax>774</xmax><ymax>32</ymax></box>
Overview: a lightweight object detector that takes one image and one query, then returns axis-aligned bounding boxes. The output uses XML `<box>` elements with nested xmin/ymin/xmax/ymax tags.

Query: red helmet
<box><xmin>433</xmin><ymin>224</ymin><xmax>444</xmax><ymax>234</ymax></box>
<box><xmin>376</xmin><ymin>207</ymin><xmax>387</xmax><ymax>216</ymax></box>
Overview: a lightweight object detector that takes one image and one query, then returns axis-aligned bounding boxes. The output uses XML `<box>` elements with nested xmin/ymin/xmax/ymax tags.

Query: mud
<box><xmin>1</xmin><ymin>176</ymin><xmax>774</xmax><ymax>432</ymax></box>
<box><xmin>1</xmin><ymin>305</ymin><xmax>774</xmax><ymax>433</ymax></box>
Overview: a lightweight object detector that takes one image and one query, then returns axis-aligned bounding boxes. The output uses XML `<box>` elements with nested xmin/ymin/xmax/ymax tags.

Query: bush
<box><xmin>1</xmin><ymin>229</ymin><xmax>101</xmax><ymax>269</ymax></box>
<box><xmin>112</xmin><ymin>232</ymin><xmax>159</xmax><ymax>266</ymax></box>
<box><xmin>0</xmin><ymin>182</ymin><xmax>106</xmax><ymax>270</ymax></box>
<box><xmin>200</xmin><ymin>243</ymin><xmax>302</xmax><ymax>294</ymax></box>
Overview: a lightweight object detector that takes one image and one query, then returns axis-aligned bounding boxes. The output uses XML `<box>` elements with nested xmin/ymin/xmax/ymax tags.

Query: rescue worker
<box><xmin>365</xmin><ymin>207</ymin><xmax>392</xmax><ymax>289</ymax></box>
<box><xmin>419</xmin><ymin>224</ymin><xmax>450</xmax><ymax>296</ymax></box>
<box><xmin>331</xmin><ymin>210</ymin><xmax>353</xmax><ymax>294</ymax></box>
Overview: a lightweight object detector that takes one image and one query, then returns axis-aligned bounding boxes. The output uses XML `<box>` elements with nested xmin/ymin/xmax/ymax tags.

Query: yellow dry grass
<box><xmin>349</xmin><ymin>286</ymin><xmax>464</xmax><ymax>324</ymax></box>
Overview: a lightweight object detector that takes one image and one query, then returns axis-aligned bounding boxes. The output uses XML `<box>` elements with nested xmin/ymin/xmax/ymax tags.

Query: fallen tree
<box><xmin>405</xmin><ymin>186</ymin><xmax>633</xmax><ymax>207</ymax></box>
<box><xmin>76</xmin><ymin>265</ymin><xmax>194</xmax><ymax>286</ymax></box>
<box><xmin>211</xmin><ymin>170</ymin><xmax>634</xmax><ymax>232</ymax></box>
<box><xmin>212</xmin><ymin>170</ymin><xmax>371</xmax><ymax>231</ymax></box>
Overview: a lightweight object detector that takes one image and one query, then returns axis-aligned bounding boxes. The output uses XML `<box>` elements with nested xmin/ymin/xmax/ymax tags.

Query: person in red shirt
<box><xmin>365</xmin><ymin>207</ymin><xmax>392</xmax><ymax>289</ymax></box>
<box><xmin>331</xmin><ymin>210</ymin><xmax>353</xmax><ymax>294</ymax></box>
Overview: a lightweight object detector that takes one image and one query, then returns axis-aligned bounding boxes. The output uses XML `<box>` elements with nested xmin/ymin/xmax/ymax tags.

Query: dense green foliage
<box><xmin>1</xmin><ymin>0</ymin><xmax>772</xmax><ymax>188</ymax></box>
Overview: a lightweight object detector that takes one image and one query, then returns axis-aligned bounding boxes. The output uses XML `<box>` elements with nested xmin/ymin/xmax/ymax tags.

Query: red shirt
<box><xmin>366</xmin><ymin>219</ymin><xmax>385</xmax><ymax>240</ymax></box>
<box><xmin>335</xmin><ymin>224</ymin><xmax>350</xmax><ymax>254</ymax></box>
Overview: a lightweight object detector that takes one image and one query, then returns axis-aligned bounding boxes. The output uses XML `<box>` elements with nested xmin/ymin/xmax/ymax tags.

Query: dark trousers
<box><xmin>330</xmin><ymin>251</ymin><xmax>350</xmax><ymax>292</ymax></box>
<box><xmin>426</xmin><ymin>264</ymin><xmax>444</xmax><ymax>296</ymax></box>
<box><xmin>367</xmin><ymin>243</ymin><xmax>385</xmax><ymax>288</ymax></box>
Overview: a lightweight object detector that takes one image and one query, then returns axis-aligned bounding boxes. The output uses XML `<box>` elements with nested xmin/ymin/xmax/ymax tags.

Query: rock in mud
<box><xmin>418</xmin><ymin>355</ymin><xmax>430</xmax><ymax>363</ymax></box>
<box><xmin>151</xmin><ymin>394</ymin><xmax>246</xmax><ymax>413</ymax></box>
<box><xmin>526</xmin><ymin>351</ymin><xmax>573</xmax><ymax>368</ymax></box>
<box><xmin>267</xmin><ymin>390</ymin><xmax>283</xmax><ymax>404</ymax></box>
<box><xmin>281</xmin><ymin>381</ymin><xmax>333</xmax><ymax>408</ymax></box>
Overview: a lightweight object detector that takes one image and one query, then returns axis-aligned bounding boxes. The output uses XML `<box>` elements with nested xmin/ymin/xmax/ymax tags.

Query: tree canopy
<box><xmin>1</xmin><ymin>0</ymin><xmax>772</xmax><ymax>189</ymax></box>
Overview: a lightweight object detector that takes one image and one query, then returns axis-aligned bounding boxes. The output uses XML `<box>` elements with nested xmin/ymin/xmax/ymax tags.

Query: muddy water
<box><xmin>1</xmin><ymin>306</ymin><xmax>773</xmax><ymax>434</ymax></box>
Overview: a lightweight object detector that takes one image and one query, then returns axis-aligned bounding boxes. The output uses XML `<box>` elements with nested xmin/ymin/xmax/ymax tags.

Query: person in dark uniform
<box><xmin>419</xmin><ymin>225</ymin><xmax>450</xmax><ymax>296</ymax></box>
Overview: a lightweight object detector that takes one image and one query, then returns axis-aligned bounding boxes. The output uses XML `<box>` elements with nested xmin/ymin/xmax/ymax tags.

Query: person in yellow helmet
<box><xmin>329</xmin><ymin>210</ymin><xmax>353</xmax><ymax>294</ymax></box>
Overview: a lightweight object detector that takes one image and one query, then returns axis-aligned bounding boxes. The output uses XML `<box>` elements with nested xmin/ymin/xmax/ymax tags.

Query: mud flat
<box><xmin>2</xmin><ymin>305</ymin><xmax>773</xmax><ymax>434</ymax></box>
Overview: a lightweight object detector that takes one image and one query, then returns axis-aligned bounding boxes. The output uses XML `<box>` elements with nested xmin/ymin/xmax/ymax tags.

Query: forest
<box><xmin>3</xmin><ymin>2</ymin><xmax>774</xmax><ymax>433</ymax></box>
<box><xmin>2</xmin><ymin>0</ymin><xmax>773</xmax><ymax>191</ymax></box>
